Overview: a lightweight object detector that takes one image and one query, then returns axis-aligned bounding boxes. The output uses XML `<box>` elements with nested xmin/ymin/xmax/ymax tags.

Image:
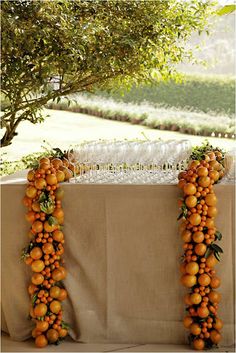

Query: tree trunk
<box><xmin>0</xmin><ymin>116</ymin><xmax>19</xmax><ymax>147</ymax></box>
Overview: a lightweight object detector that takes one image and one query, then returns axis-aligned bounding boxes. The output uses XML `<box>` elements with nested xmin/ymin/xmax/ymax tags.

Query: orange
<box><xmin>190</xmin><ymin>323</ymin><xmax>201</xmax><ymax>335</ymax></box>
<box><xmin>181</xmin><ymin>274</ymin><xmax>197</xmax><ymax>288</ymax></box>
<box><xmin>32</xmin><ymin>328</ymin><xmax>41</xmax><ymax>338</ymax></box>
<box><xmin>194</xmin><ymin>243</ymin><xmax>207</xmax><ymax>256</ymax></box>
<box><xmin>205</xmin><ymin>218</ymin><xmax>214</xmax><ymax>228</ymax></box>
<box><xmin>22</xmin><ymin>196</ymin><xmax>32</xmax><ymax>207</ymax></box>
<box><xmin>205</xmin><ymin>194</ymin><xmax>217</xmax><ymax>206</ymax></box>
<box><xmin>35</xmin><ymin>334</ymin><xmax>48</xmax><ymax>348</ymax></box>
<box><xmin>26</xmin><ymin>186</ymin><xmax>37</xmax><ymax>199</ymax></box>
<box><xmin>183</xmin><ymin>183</ymin><xmax>197</xmax><ymax>196</ymax></box>
<box><xmin>50</xmin><ymin>286</ymin><xmax>61</xmax><ymax>299</ymax></box>
<box><xmin>32</xmin><ymin>273</ymin><xmax>44</xmax><ymax>285</ymax></box>
<box><xmin>52</xmin><ymin>269</ymin><xmax>64</xmax><ymax>282</ymax></box>
<box><xmin>197</xmin><ymin>306</ymin><xmax>209</xmax><ymax>318</ymax></box>
<box><xmin>50</xmin><ymin>300</ymin><xmax>61</xmax><ymax>314</ymax></box>
<box><xmin>185</xmin><ymin>195</ymin><xmax>197</xmax><ymax>208</ymax></box>
<box><xmin>52</xmin><ymin>208</ymin><xmax>64</xmax><ymax>220</ymax></box>
<box><xmin>56</xmin><ymin>170</ymin><xmax>65</xmax><ymax>182</ymax></box>
<box><xmin>192</xmin><ymin>231</ymin><xmax>204</xmax><ymax>243</ymax></box>
<box><xmin>209</xmin><ymin>170</ymin><xmax>219</xmax><ymax>182</ymax></box>
<box><xmin>183</xmin><ymin>316</ymin><xmax>193</xmax><ymax>328</ymax></box>
<box><xmin>193</xmin><ymin>338</ymin><xmax>205</xmax><ymax>350</ymax></box>
<box><xmin>42</xmin><ymin>243</ymin><xmax>54</xmax><ymax>255</ymax></box>
<box><xmin>25</xmin><ymin>211</ymin><xmax>36</xmax><ymax>223</ymax></box>
<box><xmin>185</xmin><ymin>262</ymin><xmax>199</xmax><ymax>275</ymax></box>
<box><xmin>209</xmin><ymin>291</ymin><xmax>221</xmax><ymax>303</ymax></box>
<box><xmin>207</xmin><ymin>206</ymin><xmax>218</xmax><ymax>218</ymax></box>
<box><xmin>34</xmin><ymin>303</ymin><xmax>47</xmax><ymax>317</ymax></box>
<box><xmin>32</xmin><ymin>220</ymin><xmax>43</xmax><ymax>233</ymax></box>
<box><xmin>197</xmin><ymin>167</ymin><xmax>208</xmax><ymax>177</ymax></box>
<box><xmin>51</xmin><ymin>158</ymin><xmax>63</xmax><ymax>169</ymax></box>
<box><xmin>209</xmin><ymin>160</ymin><xmax>221</xmax><ymax>171</ymax></box>
<box><xmin>32</xmin><ymin>201</ymin><xmax>41</xmax><ymax>212</ymax></box>
<box><xmin>28</xmin><ymin>284</ymin><xmax>38</xmax><ymax>295</ymax></box>
<box><xmin>55</xmin><ymin>188</ymin><xmax>64</xmax><ymax>200</ymax></box>
<box><xmin>59</xmin><ymin>328</ymin><xmax>68</xmax><ymax>338</ymax></box>
<box><xmin>189</xmin><ymin>213</ymin><xmax>201</xmax><ymax>226</ymax></box>
<box><xmin>60</xmin><ymin>166</ymin><xmax>73</xmax><ymax>180</ymax></box>
<box><xmin>44</xmin><ymin>220</ymin><xmax>57</xmax><ymax>233</ymax></box>
<box><xmin>62</xmin><ymin>157</ymin><xmax>69</xmax><ymax>167</ymax></box>
<box><xmin>190</xmin><ymin>293</ymin><xmax>202</xmax><ymax>305</ymax></box>
<box><xmin>207</xmin><ymin>152</ymin><xmax>216</xmax><ymax>160</ymax></box>
<box><xmin>40</xmin><ymin>162</ymin><xmax>50</xmax><ymax>171</ymax></box>
<box><xmin>188</xmin><ymin>160</ymin><xmax>200</xmax><ymax>169</ymax></box>
<box><xmin>198</xmin><ymin>176</ymin><xmax>211</xmax><ymax>188</ymax></box>
<box><xmin>178</xmin><ymin>179</ymin><xmax>186</xmax><ymax>189</ymax></box>
<box><xmin>31</xmin><ymin>260</ymin><xmax>45</xmax><ymax>273</ymax></box>
<box><xmin>35</xmin><ymin>178</ymin><xmax>47</xmax><ymax>190</ymax></box>
<box><xmin>46</xmin><ymin>328</ymin><xmax>59</xmax><ymax>343</ymax></box>
<box><xmin>210</xmin><ymin>330</ymin><xmax>221</xmax><ymax>344</ymax></box>
<box><xmin>206</xmin><ymin>253</ymin><xmax>219</xmax><ymax>268</ymax></box>
<box><xmin>58</xmin><ymin>288</ymin><xmax>67</xmax><ymax>301</ymax></box>
<box><xmin>30</xmin><ymin>247</ymin><xmax>43</xmax><ymax>260</ymax></box>
<box><xmin>215</xmin><ymin>151</ymin><xmax>223</xmax><ymax>161</ymax></box>
<box><xmin>58</xmin><ymin>266</ymin><xmax>67</xmax><ymax>278</ymax></box>
<box><xmin>39</xmin><ymin>157</ymin><xmax>50</xmax><ymax>164</ymax></box>
<box><xmin>213</xmin><ymin>318</ymin><xmax>223</xmax><ymax>330</ymax></box>
<box><xmin>198</xmin><ymin>273</ymin><xmax>211</xmax><ymax>286</ymax></box>
<box><xmin>27</xmin><ymin>170</ymin><xmax>35</xmax><ymax>181</ymax></box>
<box><xmin>53</xmin><ymin>230</ymin><xmax>64</xmax><ymax>242</ymax></box>
<box><xmin>46</xmin><ymin>174</ymin><xmax>57</xmax><ymax>185</ymax></box>
<box><xmin>184</xmin><ymin>293</ymin><xmax>192</xmax><ymax>305</ymax></box>
<box><xmin>36</xmin><ymin>320</ymin><xmax>49</xmax><ymax>332</ymax></box>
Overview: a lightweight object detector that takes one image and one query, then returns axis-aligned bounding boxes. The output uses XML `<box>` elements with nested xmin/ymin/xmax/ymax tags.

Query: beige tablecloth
<box><xmin>1</xmin><ymin>178</ymin><xmax>235</xmax><ymax>346</ymax></box>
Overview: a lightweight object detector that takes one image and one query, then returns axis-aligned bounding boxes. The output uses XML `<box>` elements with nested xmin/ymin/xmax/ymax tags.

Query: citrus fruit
<box><xmin>197</xmin><ymin>306</ymin><xmax>209</xmax><ymax>318</ymax></box>
<box><xmin>31</xmin><ymin>260</ymin><xmax>45</xmax><ymax>273</ymax></box>
<box><xmin>210</xmin><ymin>329</ymin><xmax>221</xmax><ymax>344</ymax></box>
<box><xmin>183</xmin><ymin>183</ymin><xmax>197</xmax><ymax>196</ymax></box>
<box><xmin>180</xmin><ymin>263</ymin><xmax>186</xmax><ymax>274</ymax></box>
<box><xmin>56</xmin><ymin>170</ymin><xmax>65</xmax><ymax>182</ymax></box>
<box><xmin>197</xmin><ymin>167</ymin><xmax>208</xmax><ymax>177</ymax></box>
<box><xmin>189</xmin><ymin>213</ymin><xmax>201</xmax><ymax>226</ymax></box>
<box><xmin>185</xmin><ymin>262</ymin><xmax>199</xmax><ymax>275</ymax></box>
<box><xmin>190</xmin><ymin>293</ymin><xmax>202</xmax><ymax>305</ymax></box>
<box><xmin>207</xmin><ymin>206</ymin><xmax>218</xmax><ymax>218</ymax></box>
<box><xmin>205</xmin><ymin>218</ymin><xmax>214</xmax><ymax>228</ymax></box>
<box><xmin>42</xmin><ymin>243</ymin><xmax>54</xmax><ymax>254</ymax></box>
<box><xmin>46</xmin><ymin>328</ymin><xmax>59</xmax><ymax>343</ymax></box>
<box><xmin>35</xmin><ymin>334</ymin><xmax>48</xmax><ymax>348</ymax></box>
<box><xmin>213</xmin><ymin>318</ymin><xmax>223</xmax><ymax>330</ymax></box>
<box><xmin>30</xmin><ymin>247</ymin><xmax>43</xmax><ymax>260</ymax></box>
<box><xmin>58</xmin><ymin>288</ymin><xmax>67</xmax><ymax>301</ymax></box>
<box><xmin>32</xmin><ymin>201</ymin><xmax>41</xmax><ymax>212</ymax></box>
<box><xmin>52</xmin><ymin>269</ymin><xmax>64</xmax><ymax>282</ymax></box>
<box><xmin>35</xmin><ymin>178</ymin><xmax>47</xmax><ymax>190</ymax></box>
<box><xmin>50</xmin><ymin>286</ymin><xmax>61</xmax><ymax>299</ymax></box>
<box><xmin>50</xmin><ymin>300</ymin><xmax>61</xmax><ymax>314</ymax></box>
<box><xmin>190</xmin><ymin>323</ymin><xmax>201</xmax><ymax>335</ymax></box>
<box><xmin>209</xmin><ymin>170</ymin><xmax>219</xmax><ymax>182</ymax></box>
<box><xmin>44</xmin><ymin>220</ymin><xmax>57</xmax><ymax>232</ymax></box>
<box><xmin>181</xmin><ymin>274</ymin><xmax>197</xmax><ymax>287</ymax></box>
<box><xmin>205</xmin><ymin>194</ymin><xmax>217</xmax><ymax>206</ymax></box>
<box><xmin>32</xmin><ymin>220</ymin><xmax>43</xmax><ymax>233</ymax></box>
<box><xmin>194</xmin><ymin>243</ymin><xmax>207</xmax><ymax>256</ymax></box>
<box><xmin>185</xmin><ymin>195</ymin><xmax>197</xmax><ymax>208</ymax></box>
<box><xmin>36</xmin><ymin>320</ymin><xmax>49</xmax><ymax>332</ymax></box>
<box><xmin>183</xmin><ymin>316</ymin><xmax>193</xmax><ymax>328</ymax></box>
<box><xmin>27</xmin><ymin>170</ymin><xmax>35</xmax><ymax>181</ymax></box>
<box><xmin>32</xmin><ymin>273</ymin><xmax>44</xmax><ymax>285</ymax></box>
<box><xmin>193</xmin><ymin>338</ymin><xmax>205</xmax><ymax>350</ymax></box>
<box><xmin>34</xmin><ymin>303</ymin><xmax>47</xmax><ymax>317</ymax></box>
<box><xmin>59</xmin><ymin>328</ymin><xmax>68</xmax><ymax>338</ymax></box>
<box><xmin>184</xmin><ymin>293</ymin><xmax>192</xmax><ymax>305</ymax></box>
<box><xmin>28</xmin><ymin>284</ymin><xmax>38</xmax><ymax>295</ymax></box>
<box><xmin>198</xmin><ymin>273</ymin><xmax>211</xmax><ymax>286</ymax></box>
<box><xmin>32</xmin><ymin>328</ymin><xmax>41</xmax><ymax>338</ymax></box>
<box><xmin>52</xmin><ymin>230</ymin><xmax>64</xmax><ymax>242</ymax></box>
<box><xmin>192</xmin><ymin>231</ymin><xmax>204</xmax><ymax>243</ymax></box>
<box><xmin>55</xmin><ymin>188</ymin><xmax>64</xmax><ymax>200</ymax></box>
<box><xmin>51</xmin><ymin>158</ymin><xmax>63</xmax><ymax>169</ymax></box>
<box><xmin>209</xmin><ymin>290</ymin><xmax>221</xmax><ymax>303</ymax></box>
<box><xmin>198</xmin><ymin>176</ymin><xmax>211</xmax><ymax>188</ymax></box>
<box><xmin>46</xmin><ymin>174</ymin><xmax>57</xmax><ymax>185</ymax></box>
<box><xmin>209</xmin><ymin>160</ymin><xmax>221</xmax><ymax>171</ymax></box>
<box><xmin>26</xmin><ymin>186</ymin><xmax>37</xmax><ymax>199</ymax></box>
<box><xmin>25</xmin><ymin>211</ymin><xmax>36</xmax><ymax>223</ymax></box>
<box><xmin>206</xmin><ymin>253</ymin><xmax>219</xmax><ymax>268</ymax></box>
<box><xmin>39</xmin><ymin>157</ymin><xmax>50</xmax><ymax>164</ymax></box>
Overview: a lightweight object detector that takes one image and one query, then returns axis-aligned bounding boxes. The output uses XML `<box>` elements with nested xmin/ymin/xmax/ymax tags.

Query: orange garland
<box><xmin>22</xmin><ymin>156</ymin><xmax>73</xmax><ymax>348</ymax></box>
<box><xmin>178</xmin><ymin>151</ymin><xmax>224</xmax><ymax>350</ymax></box>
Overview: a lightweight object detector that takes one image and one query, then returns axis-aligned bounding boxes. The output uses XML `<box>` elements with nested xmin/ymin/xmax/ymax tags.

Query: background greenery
<box><xmin>98</xmin><ymin>74</ymin><xmax>235</xmax><ymax>115</ymax></box>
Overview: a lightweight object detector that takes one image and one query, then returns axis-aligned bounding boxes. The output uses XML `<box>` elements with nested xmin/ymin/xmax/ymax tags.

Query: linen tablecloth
<box><xmin>1</xmin><ymin>178</ymin><xmax>235</xmax><ymax>346</ymax></box>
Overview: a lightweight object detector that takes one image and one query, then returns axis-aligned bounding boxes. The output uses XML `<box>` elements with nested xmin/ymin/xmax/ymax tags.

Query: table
<box><xmin>1</xmin><ymin>174</ymin><xmax>235</xmax><ymax>346</ymax></box>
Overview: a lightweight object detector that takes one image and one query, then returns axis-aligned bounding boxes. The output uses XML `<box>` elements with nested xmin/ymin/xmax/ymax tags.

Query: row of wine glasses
<box><xmin>67</xmin><ymin>139</ymin><xmax>192</xmax><ymax>184</ymax></box>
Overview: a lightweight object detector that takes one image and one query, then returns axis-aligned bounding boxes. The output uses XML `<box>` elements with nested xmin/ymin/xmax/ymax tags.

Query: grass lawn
<box><xmin>1</xmin><ymin>109</ymin><xmax>235</xmax><ymax>161</ymax></box>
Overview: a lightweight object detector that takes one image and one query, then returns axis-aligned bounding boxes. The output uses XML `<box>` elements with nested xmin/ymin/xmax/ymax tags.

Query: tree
<box><xmin>1</xmin><ymin>0</ymin><xmax>214</xmax><ymax>147</ymax></box>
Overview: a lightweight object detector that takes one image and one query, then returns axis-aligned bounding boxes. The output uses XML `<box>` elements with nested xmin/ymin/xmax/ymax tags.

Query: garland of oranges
<box><xmin>178</xmin><ymin>148</ymin><xmax>225</xmax><ymax>351</ymax></box>
<box><xmin>22</xmin><ymin>155</ymin><xmax>74</xmax><ymax>348</ymax></box>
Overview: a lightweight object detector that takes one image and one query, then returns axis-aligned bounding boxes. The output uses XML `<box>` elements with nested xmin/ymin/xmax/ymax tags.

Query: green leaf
<box><xmin>204</xmin><ymin>247</ymin><xmax>211</xmax><ymax>259</ymax></box>
<box><xmin>61</xmin><ymin>321</ymin><xmax>70</xmax><ymax>329</ymax></box>
<box><xmin>32</xmin><ymin>293</ymin><xmax>38</xmax><ymax>306</ymax></box>
<box><xmin>177</xmin><ymin>212</ymin><xmax>183</xmax><ymax>221</ymax></box>
<box><xmin>48</xmin><ymin>216</ymin><xmax>58</xmax><ymax>226</ymax></box>
<box><xmin>211</xmin><ymin>244</ymin><xmax>223</xmax><ymax>253</ymax></box>
<box><xmin>215</xmin><ymin>231</ymin><xmax>222</xmax><ymax>241</ymax></box>
<box><xmin>217</xmin><ymin>5</ymin><xmax>236</xmax><ymax>16</ymax></box>
<box><xmin>214</xmin><ymin>252</ymin><xmax>221</xmax><ymax>262</ymax></box>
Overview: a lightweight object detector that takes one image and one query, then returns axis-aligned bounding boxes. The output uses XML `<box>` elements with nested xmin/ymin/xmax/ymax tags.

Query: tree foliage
<box><xmin>1</xmin><ymin>0</ymin><xmax>214</xmax><ymax>146</ymax></box>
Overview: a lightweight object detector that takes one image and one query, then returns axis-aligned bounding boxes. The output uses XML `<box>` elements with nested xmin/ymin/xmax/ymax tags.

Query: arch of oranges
<box><xmin>22</xmin><ymin>156</ymin><xmax>76</xmax><ymax>348</ymax></box>
<box><xmin>178</xmin><ymin>150</ymin><xmax>224</xmax><ymax>351</ymax></box>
